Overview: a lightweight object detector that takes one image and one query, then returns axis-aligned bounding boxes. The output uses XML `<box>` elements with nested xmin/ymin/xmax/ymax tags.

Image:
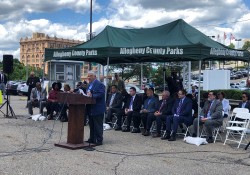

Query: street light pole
<box><xmin>89</xmin><ymin>0</ymin><xmax>93</xmax><ymax>71</ymax></box>
<box><xmin>207</xmin><ymin>36</ymin><xmax>215</xmax><ymax>69</ymax></box>
<box><xmin>235</xmin><ymin>39</ymin><xmax>242</xmax><ymax>71</ymax></box>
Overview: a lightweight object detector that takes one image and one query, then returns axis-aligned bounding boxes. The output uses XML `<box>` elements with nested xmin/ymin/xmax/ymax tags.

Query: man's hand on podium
<box><xmin>87</xmin><ymin>91</ymin><xmax>92</xmax><ymax>97</ymax></box>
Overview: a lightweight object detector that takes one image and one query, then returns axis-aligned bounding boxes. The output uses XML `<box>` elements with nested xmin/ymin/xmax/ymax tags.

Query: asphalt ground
<box><xmin>0</xmin><ymin>95</ymin><xmax>250</xmax><ymax>175</ymax></box>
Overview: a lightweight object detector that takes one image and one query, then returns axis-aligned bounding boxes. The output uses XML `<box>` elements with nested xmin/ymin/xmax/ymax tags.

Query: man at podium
<box><xmin>86</xmin><ymin>71</ymin><xmax>106</xmax><ymax>145</ymax></box>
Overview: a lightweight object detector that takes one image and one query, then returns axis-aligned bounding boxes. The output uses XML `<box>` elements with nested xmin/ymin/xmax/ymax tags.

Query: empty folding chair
<box><xmin>223</xmin><ymin>112</ymin><xmax>250</xmax><ymax>148</ymax></box>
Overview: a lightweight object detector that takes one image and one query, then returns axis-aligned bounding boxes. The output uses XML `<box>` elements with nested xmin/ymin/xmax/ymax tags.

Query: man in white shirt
<box><xmin>27</xmin><ymin>82</ymin><xmax>47</xmax><ymax>116</ymax></box>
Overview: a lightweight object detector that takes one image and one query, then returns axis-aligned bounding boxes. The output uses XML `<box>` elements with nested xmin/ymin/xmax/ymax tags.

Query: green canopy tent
<box><xmin>44</xmin><ymin>19</ymin><xmax>250</xmax><ymax>139</ymax></box>
<box><xmin>45</xmin><ymin>19</ymin><xmax>250</xmax><ymax>64</ymax></box>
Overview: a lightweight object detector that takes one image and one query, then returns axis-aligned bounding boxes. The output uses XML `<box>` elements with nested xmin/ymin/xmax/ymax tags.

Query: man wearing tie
<box><xmin>165</xmin><ymin>89</ymin><xmax>192</xmax><ymax>141</ymax></box>
<box><xmin>0</xmin><ymin>70</ymin><xmax>7</xmax><ymax>100</ymax></box>
<box><xmin>106</xmin><ymin>85</ymin><xmax>123</xmax><ymax>130</ymax></box>
<box><xmin>192</xmin><ymin>91</ymin><xmax>223</xmax><ymax>143</ymax></box>
<box><xmin>123</xmin><ymin>87</ymin><xmax>142</xmax><ymax>133</ymax></box>
<box><xmin>86</xmin><ymin>71</ymin><xmax>106</xmax><ymax>146</ymax></box>
<box><xmin>141</xmin><ymin>88</ymin><xmax>159</xmax><ymax>136</ymax></box>
<box><xmin>148</xmin><ymin>90</ymin><xmax>174</xmax><ymax>138</ymax></box>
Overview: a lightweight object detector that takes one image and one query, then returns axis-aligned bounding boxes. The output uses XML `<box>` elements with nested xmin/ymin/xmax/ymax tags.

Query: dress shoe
<box><xmin>161</xmin><ymin>131</ymin><xmax>171</xmax><ymax>140</ymax></box>
<box><xmin>131</xmin><ymin>128</ymin><xmax>141</xmax><ymax>133</ymax></box>
<box><xmin>86</xmin><ymin>139</ymin><xmax>95</xmax><ymax>143</ymax></box>
<box><xmin>168</xmin><ymin>133</ymin><xmax>176</xmax><ymax>141</ymax></box>
<box><xmin>115</xmin><ymin>127</ymin><xmax>122</xmax><ymax>131</ymax></box>
<box><xmin>206</xmin><ymin>137</ymin><xmax>214</xmax><ymax>143</ymax></box>
<box><xmin>152</xmin><ymin>133</ymin><xmax>161</xmax><ymax>138</ymax></box>
<box><xmin>96</xmin><ymin>142</ymin><xmax>103</xmax><ymax>146</ymax></box>
<box><xmin>60</xmin><ymin>118</ymin><xmax>68</xmax><ymax>122</ymax></box>
<box><xmin>192</xmin><ymin>133</ymin><xmax>197</xmax><ymax>137</ymax></box>
<box><xmin>168</xmin><ymin>136</ymin><xmax>176</xmax><ymax>141</ymax></box>
<box><xmin>47</xmin><ymin>114</ymin><xmax>54</xmax><ymax>120</ymax></box>
<box><xmin>143</xmin><ymin>131</ymin><xmax>150</xmax><ymax>136</ymax></box>
<box><xmin>122</xmin><ymin>128</ymin><xmax>130</xmax><ymax>132</ymax></box>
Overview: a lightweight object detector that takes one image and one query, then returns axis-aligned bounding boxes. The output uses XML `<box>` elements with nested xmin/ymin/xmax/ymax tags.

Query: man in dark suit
<box><xmin>86</xmin><ymin>71</ymin><xmax>106</xmax><ymax>146</ymax></box>
<box><xmin>165</xmin><ymin>89</ymin><xmax>192</xmax><ymax>141</ymax></box>
<box><xmin>147</xmin><ymin>90</ymin><xmax>175</xmax><ymax>138</ymax></box>
<box><xmin>106</xmin><ymin>85</ymin><xmax>123</xmax><ymax>130</ymax></box>
<box><xmin>26</xmin><ymin>71</ymin><xmax>40</xmax><ymax>102</ymax></box>
<box><xmin>122</xmin><ymin>87</ymin><xmax>142</xmax><ymax>133</ymax></box>
<box><xmin>141</xmin><ymin>88</ymin><xmax>159</xmax><ymax>136</ymax></box>
<box><xmin>192</xmin><ymin>91</ymin><xmax>223</xmax><ymax>143</ymax></box>
<box><xmin>239</xmin><ymin>92</ymin><xmax>250</xmax><ymax>111</ymax></box>
<box><xmin>0</xmin><ymin>70</ymin><xmax>7</xmax><ymax>99</ymax></box>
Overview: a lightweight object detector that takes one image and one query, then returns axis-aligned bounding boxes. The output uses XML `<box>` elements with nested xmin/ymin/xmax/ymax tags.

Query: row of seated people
<box><xmin>27</xmin><ymin>82</ymin><xmax>71</xmax><ymax>122</ymax></box>
<box><xmin>106</xmin><ymin>85</ymin><xmax>225</xmax><ymax>143</ymax></box>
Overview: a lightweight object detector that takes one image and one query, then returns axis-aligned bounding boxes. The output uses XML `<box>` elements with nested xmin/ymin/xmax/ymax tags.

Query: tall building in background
<box><xmin>19</xmin><ymin>32</ymin><xmax>83</xmax><ymax>74</ymax></box>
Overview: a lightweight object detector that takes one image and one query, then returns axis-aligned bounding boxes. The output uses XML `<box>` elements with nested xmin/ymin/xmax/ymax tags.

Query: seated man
<box><xmin>141</xmin><ymin>88</ymin><xmax>159</xmax><ymax>136</ymax></box>
<box><xmin>27</xmin><ymin>82</ymin><xmax>47</xmax><ymax>116</ymax></box>
<box><xmin>165</xmin><ymin>89</ymin><xmax>193</xmax><ymax>141</ymax></box>
<box><xmin>192</xmin><ymin>91</ymin><xmax>223</xmax><ymax>143</ymax></box>
<box><xmin>106</xmin><ymin>85</ymin><xmax>123</xmax><ymax>130</ymax></box>
<box><xmin>147</xmin><ymin>90</ymin><xmax>174</xmax><ymax>138</ymax></box>
<box><xmin>239</xmin><ymin>92</ymin><xmax>250</xmax><ymax>110</ymax></box>
<box><xmin>122</xmin><ymin>87</ymin><xmax>142</xmax><ymax>133</ymax></box>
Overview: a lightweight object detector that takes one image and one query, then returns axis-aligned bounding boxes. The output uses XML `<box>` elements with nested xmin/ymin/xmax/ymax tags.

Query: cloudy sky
<box><xmin>0</xmin><ymin>0</ymin><xmax>250</xmax><ymax>60</ymax></box>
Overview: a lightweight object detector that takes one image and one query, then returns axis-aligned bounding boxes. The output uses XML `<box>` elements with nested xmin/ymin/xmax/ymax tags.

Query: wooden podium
<box><xmin>54</xmin><ymin>92</ymin><xmax>96</xmax><ymax>150</ymax></box>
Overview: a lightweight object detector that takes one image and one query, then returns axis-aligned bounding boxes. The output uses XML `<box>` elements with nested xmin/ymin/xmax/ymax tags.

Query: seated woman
<box><xmin>46</xmin><ymin>82</ymin><xmax>63</xmax><ymax>120</ymax></box>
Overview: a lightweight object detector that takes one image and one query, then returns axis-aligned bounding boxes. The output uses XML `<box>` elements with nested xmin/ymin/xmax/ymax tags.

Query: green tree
<box><xmin>109</xmin><ymin>63</ymin><xmax>153</xmax><ymax>83</ymax></box>
<box><xmin>242</xmin><ymin>41</ymin><xmax>250</xmax><ymax>50</ymax></box>
<box><xmin>0</xmin><ymin>58</ymin><xmax>43</xmax><ymax>80</ymax></box>
<box><xmin>228</xmin><ymin>43</ymin><xmax>235</xmax><ymax>49</ymax></box>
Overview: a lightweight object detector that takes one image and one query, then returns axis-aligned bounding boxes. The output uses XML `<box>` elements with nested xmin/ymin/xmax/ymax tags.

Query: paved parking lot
<box><xmin>0</xmin><ymin>96</ymin><xmax>250</xmax><ymax>175</ymax></box>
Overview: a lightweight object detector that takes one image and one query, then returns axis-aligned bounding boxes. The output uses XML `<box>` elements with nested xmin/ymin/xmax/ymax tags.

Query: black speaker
<box><xmin>3</xmin><ymin>55</ymin><xmax>13</xmax><ymax>74</ymax></box>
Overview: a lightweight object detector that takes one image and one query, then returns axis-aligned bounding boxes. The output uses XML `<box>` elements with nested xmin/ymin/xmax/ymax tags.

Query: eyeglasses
<box><xmin>242</xmin><ymin>96</ymin><xmax>247</xmax><ymax>98</ymax></box>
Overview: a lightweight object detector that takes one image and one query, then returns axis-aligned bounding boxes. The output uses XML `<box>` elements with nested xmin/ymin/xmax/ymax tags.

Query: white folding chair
<box><xmin>176</xmin><ymin>110</ymin><xmax>194</xmax><ymax>140</ymax></box>
<box><xmin>200</xmin><ymin>126</ymin><xmax>222</xmax><ymax>143</ymax></box>
<box><xmin>222</xmin><ymin>105</ymin><xmax>231</xmax><ymax>131</ymax></box>
<box><xmin>223</xmin><ymin>112</ymin><xmax>250</xmax><ymax>148</ymax></box>
<box><xmin>231</xmin><ymin>107</ymin><xmax>249</xmax><ymax>119</ymax></box>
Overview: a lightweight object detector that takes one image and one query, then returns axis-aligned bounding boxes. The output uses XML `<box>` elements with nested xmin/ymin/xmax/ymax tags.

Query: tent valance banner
<box><xmin>45</xmin><ymin>19</ymin><xmax>250</xmax><ymax>64</ymax></box>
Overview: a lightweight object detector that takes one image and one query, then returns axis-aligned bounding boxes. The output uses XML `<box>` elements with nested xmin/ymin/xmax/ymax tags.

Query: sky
<box><xmin>1</xmin><ymin>0</ymin><xmax>250</xmax><ymax>60</ymax></box>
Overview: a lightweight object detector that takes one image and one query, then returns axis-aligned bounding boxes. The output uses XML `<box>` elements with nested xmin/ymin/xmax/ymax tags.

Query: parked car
<box><xmin>230</xmin><ymin>73</ymin><xmax>238</xmax><ymax>80</ymax></box>
<box><xmin>125</xmin><ymin>84</ymin><xmax>144</xmax><ymax>94</ymax></box>
<box><xmin>17</xmin><ymin>82</ymin><xmax>28</xmax><ymax>95</ymax></box>
<box><xmin>20</xmin><ymin>84</ymin><xmax>28</xmax><ymax>96</ymax></box>
<box><xmin>6</xmin><ymin>81</ymin><xmax>23</xmax><ymax>95</ymax></box>
<box><xmin>155</xmin><ymin>85</ymin><xmax>168</xmax><ymax>92</ymax></box>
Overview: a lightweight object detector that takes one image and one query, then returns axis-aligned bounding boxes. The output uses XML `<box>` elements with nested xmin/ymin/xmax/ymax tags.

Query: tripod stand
<box><xmin>0</xmin><ymin>82</ymin><xmax>16</xmax><ymax>118</ymax></box>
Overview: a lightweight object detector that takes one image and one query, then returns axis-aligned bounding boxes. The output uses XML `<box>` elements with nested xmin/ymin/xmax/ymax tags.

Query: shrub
<box><xmin>201</xmin><ymin>89</ymin><xmax>243</xmax><ymax>100</ymax></box>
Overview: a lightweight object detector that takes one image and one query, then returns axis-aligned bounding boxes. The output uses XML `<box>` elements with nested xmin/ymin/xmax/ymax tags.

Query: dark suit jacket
<box><xmin>239</xmin><ymin>101</ymin><xmax>250</xmax><ymax>111</ymax></box>
<box><xmin>158</xmin><ymin>97</ymin><xmax>174</xmax><ymax>115</ymax></box>
<box><xmin>200</xmin><ymin>100</ymin><xmax>223</xmax><ymax>121</ymax></box>
<box><xmin>125</xmin><ymin>94</ymin><xmax>142</xmax><ymax>112</ymax></box>
<box><xmin>26</xmin><ymin>76</ymin><xmax>40</xmax><ymax>90</ymax></box>
<box><xmin>172</xmin><ymin>97</ymin><xmax>192</xmax><ymax>124</ymax></box>
<box><xmin>106</xmin><ymin>92</ymin><xmax>123</xmax><ymax>109</ymax></box>
<box><xmin>86</xmin><ymin>79</ymin><xmax>106</xmax><ymax>116</ymax></box>
<box><xmin>143</xmin><ymin>96</ymin><xmax>158</xmax><ymax>113</ymax></box>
